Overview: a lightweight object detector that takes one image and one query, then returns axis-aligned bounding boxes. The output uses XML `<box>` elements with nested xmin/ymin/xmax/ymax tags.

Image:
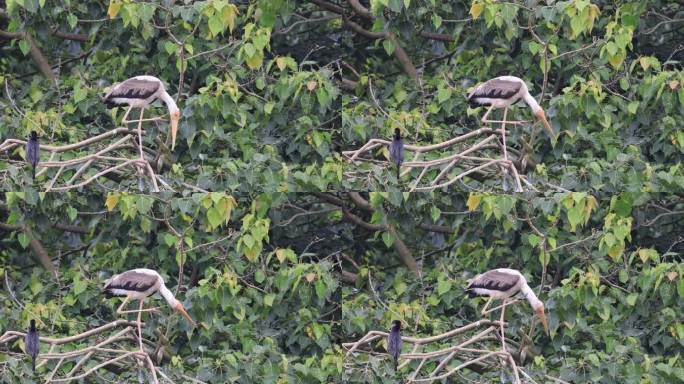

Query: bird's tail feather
<box><xmin>396</xmin><ymin>165</ymin><xmax>400</xmax><ymax>180</ymax></box>
<box><xmin>32</xmin><ymin>166</ymin><xmax>35</xmax><ymax>181</ymax></box>
<box><xmin>32</xmin><ymin>356</ymin><xmax>35</xmax><ymax>373</ymax></box>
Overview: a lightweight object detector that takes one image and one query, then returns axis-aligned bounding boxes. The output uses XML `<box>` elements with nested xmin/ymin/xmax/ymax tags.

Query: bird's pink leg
<box><xmin>501</xmin><ymin>107</ymin><xmax>509</xmax><ymax>162</ymax></box>
<box><xmin>121</xmin><ymin>107</ymin><xmax>165</xmax><ymax>125</ymax></box>
<box><xmin>116</xmin><ymin>306</ymin><xmax>162</xmax><ymax>315</ymax></box>
<box><xmin>480</xmin><ymin>105</ymin><xmax>495</xmax><ymax>126</ymax></box>
<box><xmin>116</xmin><ymin>297</ymin><xmax>161</xmax><ymax>315</ymax></box>
<box><xmin>484</xmin><ymin>298</ymin><xmax>520</xmax><ymax>315</ymax></box>
<box><xmin>121</xmin><ymin>106</ymin><xmax>134</xmax><ymax>125</ymax></box>
<box><xmin>481</xmin><ymin>105</ymin><xmax>529</xmax><ymax>126</ymax></box>
<box><xmin>500</xmin><ymin>298</ymin><xmax>508</xmax><ymax>353</ymax></box>
<box><xmin>480</xmin><ymin>297</ymin><xmax>494</xmax><ymax>316</ymax></box>
<box><xmin>137</xmin><ymin>299</ymin><xmax>144</xmax><ymax>352</ymax></box>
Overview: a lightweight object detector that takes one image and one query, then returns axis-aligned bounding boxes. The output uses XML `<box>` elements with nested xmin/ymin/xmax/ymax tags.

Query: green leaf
<box><xmin>208</xmin><ymin>14</ymin><xmax>223</xmax><ymax>37</ymax></box>
<box><xmin>18</xmin><ymin>232</ymin><xmax>30</xmax><ymax>248</ymax></box>
<box><xmin>18</xmin><ymin>39</ymin><xmax>30</xmax><ymax>56</ymax></box>
<box><xmin>381</xmin><ymin>231</ymin><xmax>394</xmax><ymax>248</ymax></box>
<box><xmin>67</xmin><ymin>207</ymin><xmax>77</xmax><ymax>222</ymax></box>
<box><xmin>625</xmin><ymin>293</ymin><xmax>638</xmax><ymax>306</ymax></box>
<box><xmin>627</xmin><ymin>101</ymin><xmax>639</xmax><ymax>114</ymax></box>
<box><xmin>73</xmin><ymin>277</ymin><xmax>87</xmax><ymax>295</ymax></box>
<box><xmin>437</xmin><ymin>278</ymin><xmax>451</xmax><ymax>296</ymax></box>
<box><xmin>74</xmin><ymin>84</ymin><xmax>87</xmax><ymax>103</ymax></box>
<box><xmin>264</xmin><ymin>293</ymin><xmax>275</xmax><ymax>307</ymax></box>
<box><xmin>255</xmin><ymin>269</ymin><xmax>265</xmax><ymax>283</ymax></box>
<box><xmin>437</xmin><ymin>87</ymin><xmax>451</xmax><ymax>103</ymax></box>
<box><xmin>382</xmin><ymin>39</ymin><xmax>395</xmax><ymax>55</ymax></box>
<box><xmin>67</xmin><ymin>13</ymin><xmax>78</xmax><ymax>29</ymax></box>
<box><xmin>528</xmin><ymin>234</ymin><xmax>541</xmax><ymax>247</ymax></box>
<box><xmin>163</xmin><ymin>233</ymin><xmax>177</xmax><ymax>248</ymax></box>
<box><xmin>207</xmin><ymin>207</ymin><xmax>222</xmax><ymax>229</ymax></box>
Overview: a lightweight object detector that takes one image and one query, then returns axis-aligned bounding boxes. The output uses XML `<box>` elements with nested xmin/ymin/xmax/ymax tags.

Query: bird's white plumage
<box><xmin>467</xmin><ymin>268</ymin><xmax>542</xmax><ymax>309</ymax></box>
<box><xmin>104</xmin><ymin>268</ymin><xmax>177</xmax><ymax>305</ymax></box>
<box><xmin>468</xmin><ymin>76</ymin><xmax>543</xmax><ymax>113</ymax></box>
<box><xmin>104</xmin><ymin>76</ymin><xmax>179</xmax><ymax>113</ymax></box>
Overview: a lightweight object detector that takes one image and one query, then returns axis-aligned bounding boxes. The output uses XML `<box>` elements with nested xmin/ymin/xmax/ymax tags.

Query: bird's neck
<box><xmin>522</xmin><ymin>92</ymin><xmax>542</xmax><ymax>114</ymax></box>
<box><xmin>159</xmin><ymin>91</ymin><xmax>179</xmax><ymax>114</ymax></box>
<box><xmin>520</xmin><ymin>283</ymin><xmax>542</xmax><ymax>309</ymax></box>
<box><xmin>158</xmin><ymin>283</ymin><xmax>177</xmax><ymax>306</ymax></box>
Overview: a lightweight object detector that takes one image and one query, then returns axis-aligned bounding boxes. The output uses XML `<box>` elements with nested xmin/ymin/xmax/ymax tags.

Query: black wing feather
<box><xmin>103</xmin><ymin>78</ymin><xmax>160</xmax><ymax>107</ymax></box>
<box><xmin>104</xmin><ymin>271</ymin><xmax>157</xmax><ymax>296</ymax></box>
<box><xmin>467</xmin><ymin>79</ymin><xmax>522</xmax><ymax>106</ymax></box>
<box><xmin>465</xmin><ymin>270</ymin><xmax>519</xmax><ymax>296</ymax></box>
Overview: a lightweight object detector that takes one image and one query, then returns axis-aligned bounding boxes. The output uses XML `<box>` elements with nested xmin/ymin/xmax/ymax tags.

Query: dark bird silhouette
<box><xmin>387</xmin><ymin>320</ymin><xmax>402</xmax><ymax>371</ymax></box>
<box><xmin>389</xmin><ymin>128</ymin><xmax>404</xmax><ymax>179</ymax></box>
<box><xmin>25</xmin><ymin>131</ymin><xmax>39</xmax><ymax>181</ymax></box>
<box><xmin>25</xmin><ymin>319</ymin><xmax>39</xmax><ymax>372</ymax></box>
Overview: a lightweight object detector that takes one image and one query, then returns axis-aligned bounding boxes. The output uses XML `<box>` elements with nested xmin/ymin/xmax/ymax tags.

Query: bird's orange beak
<box><xmin>535</xmin><ymin>306</ymin><xmax>549</xmax><ymax>336</ymax></box>
<box><xmin>534</xmin><ymin>110</ymin><xmax>556</xmax><ymax>141</ymax></box>
<box><xmin>174</xmin><ymin>302</ymin><xmax>196</xmax><ymax>327</ymax></box>
<box><xmin>170</xmin><ymin>111</ymin><xmax>180</xmax><ymax>151</ymax></box>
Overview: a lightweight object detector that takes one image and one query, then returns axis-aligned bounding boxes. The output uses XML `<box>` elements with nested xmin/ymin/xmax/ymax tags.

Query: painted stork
<box><xmin>24</xmin><ymin>319</ymin><xmax>39</xmax><ymax>373</ymax></box>
<box><xmin>466</xmin><ymin>268</ymin><xmax>548</xmax><ymax>335</ymax></box>
<box><xmin>387</xmin><ymin>320</ymin><xmax>402</xmax><ymax>371</ymax></box>
<box><xmin>103</xmin><ymin>268</ymin><xmax>196</xmax><ymax>350</ymax></box>
<box><xmin>103</xmin><ymin>76</ymin><xmax>180</xmax><ymax>158</ymax></box>
<box><xmin>25</xmin><ymin>131</ymin><xmax>39</xmax><ymax>181</ymax></box>
<box><xmin>389</xmin><ymin>128</ymin><xmax>404</xmax><ymax>179</ymax></box>
<box><xmin>467</xmin><ymin>76</ymin><xmax>556</xmax><ymax>145</ymax></box>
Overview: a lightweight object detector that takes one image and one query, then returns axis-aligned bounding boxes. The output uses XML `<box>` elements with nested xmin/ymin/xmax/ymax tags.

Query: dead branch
<box><xmin>0</xmin><ymin>116</ymin><xmax>173</xmax><ymax>192</ymax></box>
<box><xmin>343</xmin><ymin>115</ymin><xmax>539</xmax><ymax>191</ymax></box>
<box><xmin>343</xmin><ymin>313</ymin><xmax>535</xmax><ymax>383</ymax></box>
<box><xmin>0</xmin><ymin>319</ymin><xmax>200</xmax><ymax>383</ymax></box>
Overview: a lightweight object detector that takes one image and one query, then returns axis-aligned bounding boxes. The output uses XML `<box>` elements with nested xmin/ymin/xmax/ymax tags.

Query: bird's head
<box><xmin>170</xmin><ymin>110</ymin><xmax>180</xmax><ymax>151</ymax></box>
<box><xmin>533</xmin><ymin>302</ymin><xmax>549</xmax><ymax>336</ymax></box>
<box><xmin>534</xmin><ymin>109</ymin><xmax>556</xmax><ymax>141</ymax></box>
<box><xmin>173</xmin><ymin>301</ymin><xmax>196</xmax><ymax>328</ymax></box>
<box><xmin>390</xmin><ymin>320</ymin><xmax>401</xmax><ymax>332</ymax></box>
<box><xmin>394</xmin><ymin>128</ymin><xmax>401</xmax><ymax>140</ymax></box>
<box><xmin>30</xmin><ymin>319</ymin><xmax>36</xmax><ymax>330</ymax></box>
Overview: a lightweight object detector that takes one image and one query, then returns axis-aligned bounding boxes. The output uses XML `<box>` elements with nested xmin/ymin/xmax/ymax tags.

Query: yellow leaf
<box><xmin>105</xmin><ymin>193</ymin><xmax>119</xmax><ymax>211</ymax></box>
<box><xmin>466</xmin><ymin>193</ymin><xmax>482</xmax><ymax>211</ymax></box>
<box><xmin>470</xmin><ymin>2</ymin><xmax>484</xmax><ymax>20</ymax></box>
<box><xmin>245</xmin><ymin>52</ymin><xmax>263</xmax><ymax>69</ymax></box>
<box><xmin>275</xmin><ymin>57</ymin><xmax>287</xmax><ymax>71</ymax></box>
<box><xmin>306</xmin><ymin>80</ymin><xmax>317</xmax><ymax>92</ymax></box>
<box><xmin>639</xmin><ymin>56</ymin><xmax>651</xmax><ymax>71</ymax></box>
<box><xmin>305</xmin><ymin>273</ymin><xmax>316</xmax><ymax>282</ymax></box>
<box><xmin>275</xmin><ymin>249</ymin><xmax>287</xmax><ymax>263</ymax></box>
<box><xmin>666</xmin><ymin>271</ymin><xmax>678</xmax><ymax>281</ymax></box>
<box><xmin>668</xmin><ymin>80</ymin><xmax>680</xmax><ymax>90</ymax></box>
<box><xmin>107</xmin><ymin>0</ymin><xmax>122</xmax><ymax>19</ymax></box>
<box><xmin>638</xmin><ymin>248</ymin><xmax>651</xmax><ymax>263</ymax></box>
<box><xmin>608</xmin><ymin>53</ymin><xmax>624</xmax><ymax>69</ymax></box>
<box><xmin>222</xmin><ymin>4</ymin><xmax>238</xmax><ymax>33</ymax></box>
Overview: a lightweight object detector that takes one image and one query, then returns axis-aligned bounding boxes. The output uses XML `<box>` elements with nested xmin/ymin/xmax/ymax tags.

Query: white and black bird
<box><xmin>25</xmin><ymin>131</ymin><xmax>39</xmax><ymax>181</ymax></box>
<box><xmin>389</xmin><ymin>128</ymin><xmax>404</xmax><ymax>179</ymax></box>
<box><xmin>387</xmin><ymin>320</ymin><xmax>402</xmax><ymax>371</ymax></box>
<box><xmin>466</xmin><ymin>268</ymin><xmax>548</xmax><ymax>335</ymax></box>
<box><xmin>24</xmin><ymin>319</ymin><xmax>39</xmax><ymax>373</ymax></box>
<box><xmin>103</xmin><ymin>75</ymin><xmax>180</xmax><ymax>153</ymax></box>
<box><xmin>104</xmin><ymin>268</ymin><xmax>196</xmax><ymax>349</ymax></box>
<box><xmin>467</xmin><ymin>76</ymin><xmax>555</xmax><ymax>140</ymax></box>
